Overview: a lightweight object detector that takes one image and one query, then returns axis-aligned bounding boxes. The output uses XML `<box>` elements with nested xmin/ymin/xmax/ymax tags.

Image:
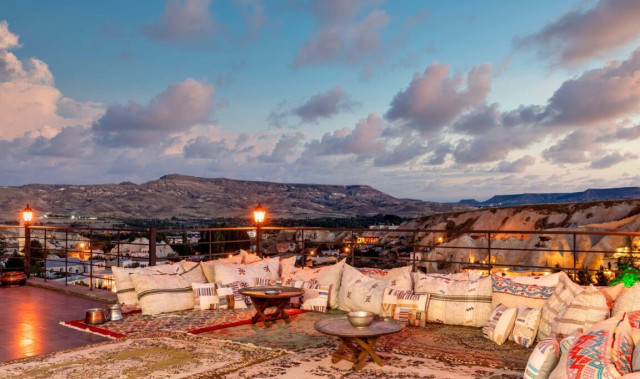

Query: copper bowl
<box><xmin>347</xmin><ymin>311</ymin><xmax>375</xmax><ymax>328</ymax></box>
<box><xmin>85</xmin><ymin>308</ymin><xmax>107</xmax><ymax>324</ymax></box>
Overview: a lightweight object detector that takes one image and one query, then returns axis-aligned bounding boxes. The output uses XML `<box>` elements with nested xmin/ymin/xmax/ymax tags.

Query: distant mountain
<box><xmin>457</xmin><ymin>187</ymin><xmax>640</xmax><ymax>208</ymax></box>
<box><xmin>0</xmin><ymin>174</ymin><xmax>464</xmax><ymax>221</ymax></box>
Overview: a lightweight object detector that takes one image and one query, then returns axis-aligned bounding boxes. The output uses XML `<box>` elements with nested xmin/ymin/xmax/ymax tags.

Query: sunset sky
<box><xmin>1</xmin><ymin>0</ymin><xmax>639</xmax><ymax>202</ymax></box>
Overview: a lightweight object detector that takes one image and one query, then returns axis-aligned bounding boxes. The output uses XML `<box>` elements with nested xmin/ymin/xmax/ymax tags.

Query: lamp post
<box><xmin>253</xmin><ymin>203</ymin><xmax>266</xmax><ymax>258</ymax></box>
<box><xmin>22</xmin><ymin>204</ymin><xmax>34</xmax><ymax>278</ymax></box>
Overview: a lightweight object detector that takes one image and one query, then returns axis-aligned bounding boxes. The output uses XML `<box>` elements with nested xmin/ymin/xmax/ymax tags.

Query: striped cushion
<box><xmin>216</xmin><ymin>281</ymin><xmax>248</xmax><ymax>309</ymax></box>
<box><xmin>510</xmin><ymin>306</ymin><xmax>542</xmax><ymax>348</ymax></box>
<box><xmin>538</xmin><ymin>274</ymin><xmax>582</xmax><ymax>340</ymax></box>
<box><xmin>130</xmin><ymin>273</ymin><xmax>194</xmax><ymax>315</ymax></box>
<box><xmin>381</xmin><ymin>289</ymin><xmax>429</xmax><ymax>326</ymax></box>
<box><xmin>483</xmin><ymin>304</ymin><xmax>517</xmax><ymax>345</ymax></box>
<box><xmin>284</xmin><ymin>279</ymin><xmax>330</xmax><ymax>313</ymax></box>
<box><xmin>551</xmin><ymin>284</ymin><xmax>609</xmax><ymax>337</ymax></box>
<box><xmin>112</xmin><ymin>264</ymin><xmax>184</xmax><ymax>307</ymax></box>
<box><xmin>192</xmin><ymin>282</ymin><xmax>219</xmax><ymax>310</ymax></box>
<box><xmin>524</xmin><ymin>338</ymin><xmax>560</xmax><ymax>379</ymax></box>
<box><xmin>180</xmin><ymin>262</ymin><xmax>207</xmax><ymax>285</ymax></box>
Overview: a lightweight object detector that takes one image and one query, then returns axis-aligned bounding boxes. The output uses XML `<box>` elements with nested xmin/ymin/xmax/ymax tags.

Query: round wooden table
<box><xmin>238</xmin><ymin>286</ymin><xmax>304</xmax><ymax>327</ymax></box>
<box><xmin>314</xmin><ymin>318</ymin><xmax>404</xmax><ymax>372</ymax></box>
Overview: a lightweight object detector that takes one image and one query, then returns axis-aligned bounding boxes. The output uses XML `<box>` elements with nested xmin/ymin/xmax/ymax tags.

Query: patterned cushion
<box><xmin>613</xmin><ymin>283</ymin><xmax>640</xmax><ymax>316</ymax></box>
<box><xmin>213</xmin><ymin>257</ymin><xmax>279</xmax><ymax>295</ymax></box>
<box><xmin>130</xmin><ymin>273</ymin><xmax>194</xmax><ymax>315</ymax></box>
<box><xmin>192</xmin><ymin>282</ymin><xmax>219</xmax><ymax>310</ymax></box>
<box><xmin>538</xmin><ymin>273</ymin><xmax>582</xmax><ymax>340</ymax></box>
<box><xmin>503</xmin><ymin>272</ymin><xmax>564</xmax><ymax>286</ymax></box>
<box><xmin>595</xmin><ymin>283</ymin><xmax>625</xmax><ymax>309</ymax></box>
<box><xmin>550</xmin><ymin>314</ymin><xmax>633</xmax><ymax>379</ymax></box>
<box><xmin>510</xmin><ymin>306</ymin><xmax>542</xmax><ymax>348</ymax></box>
<box><xmin>360</xmin><ymin>266</ymin><xmax>413</xmax><ymax>291</ymax></box>
<box><xmin>483</xmin><ymin>304</ymin><xmax>517</xmax><ymax>345</ymax></box>
<box><xmin>415</xmin><ymin>275</ymin><xmax>492</xmax><ymax>327</ymax></box>
<box><xmin>381</xmin><ymin>288</ymin><xmax>429</xmax><ymax>327</ymax></box>
<box><xmin>524</xmin><ymin>338</ymin><xmax>561</xmax><ymax>379</ymax></box>
<box><xmin>286</xmin><ymin>259</ymin><xmax>346</xmax><ymax>308</ymax></box>
<box><xmin>283</xmin><ymin>279</ymin><xmax>330</xmax><ymax>313</ymax></box>
<box><xmin>337</xmin><ymin>264</ymin><xmax>386</xmax><ymax>315</ymax></box>
<box><xmin>112</xmin><ymin>264</ymin><xmax>184</xmax><ymax>307</ymax></box>
<box><xmin>179</xmin><ymin>262</ymin><xmax>207</xmax><ymax>285</ymax></box>
<box><xmin>559</xmin><ymin>334</ymin><xmax>580</xmax><ymax>355</ymax></box>
<box><xmin>491</xmin><ymin>274</ymin><xmax>555</xmax><ymax>309</ymax></box>
<box><xmin>551</xmin><ymin>284</ymin><xmax>609</xmax><ymax>338</ymax></box>
<box><xmin>216</xmin><ymin>281</ymin><xmax>248</xmax><ymax>309</ymax></box>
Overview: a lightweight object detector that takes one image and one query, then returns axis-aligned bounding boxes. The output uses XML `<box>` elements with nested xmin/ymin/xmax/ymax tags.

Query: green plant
<box><xmin>5</xmin><ymin>255</ymin><xmax>24</xmax><ymax>271</ymax></box>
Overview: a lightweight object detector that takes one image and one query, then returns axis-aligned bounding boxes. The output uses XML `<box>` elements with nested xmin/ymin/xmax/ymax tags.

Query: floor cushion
<box><xmin>510</xmin><ymin>306</ymin><xmax>542</xmax><ymax>348</ymax></box>
<box><xmin>491</xmin><ymin>274</ymin><xmax>555</xmax><ymax>309</ymax></box>
<box><xmin>112</xmin><ymin>264</ymin><xmax>184</xmax><ymax>307</ymax></box>
<box><xmin>286</xmin><ymin>258</ymin><xmax>346</xmax><ymax>308</ymax></box>
<box><xmin>483</xmin><ymin>304</ymin><xmax>517</xmax><ymax>345</ymax></box>
<box><xmin>381</xmin><ymin>288</ymin><xmax>429</xmax><ymax>326</ymax></box>
<box><xmin>551</xmin><ymin>284</ymin><xmax>609</xmax><ymax>338</ymax></box>
<box><xmin>524</xmin><ymin>338</ymin><xmax>561</xmax><ymax>379</ymax></box>
<box><xmin>613</xmin><ymin>282</ymin><xmax>640</xmax><ymax>316</ymax></box>
<box><xmin>337</xmin><ymin>264</ymin><xmax>386</xmax><ymax>315</ymax></box>
<box><xmin>538</xmin><ymin>274</ymin><xmax>582</xmax><ymax>340</ymax></box>
<box><xmin>130</xmin><ymin>273</ymin><xmax>194</xmax><ymax>315</ymax></box>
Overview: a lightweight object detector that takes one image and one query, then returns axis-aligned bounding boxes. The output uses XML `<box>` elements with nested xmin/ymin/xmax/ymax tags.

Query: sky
<box><xmin>1</xmin><ymin>0</ymin><xmax>640</xmax><ymax>202</ymax></box>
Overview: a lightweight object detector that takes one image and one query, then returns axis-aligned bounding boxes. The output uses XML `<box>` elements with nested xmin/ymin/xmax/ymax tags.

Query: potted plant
<box><xmin>1</xmin><ymin>254</ymin><xmax>27</xmax><ymax>286</ymax></box>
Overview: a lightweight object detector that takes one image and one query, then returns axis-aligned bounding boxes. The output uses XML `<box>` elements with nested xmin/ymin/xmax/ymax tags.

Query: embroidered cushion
<box><xmin>503</xmin><ymin>272</ymin><xmax>564</xmax><ymax>287</ymax></box>
<box><xmin>491</xmin><ymin>274</ymin><xmax>555</xmax><ymax>309</ymax></box>
<box><xmin>359</xmin><ymin>266</ymin><xmax>413</xmax><ymax>291</ymax></box>
<box><xmin>524</xmin><ymin>338</ymin><xmax>561</xmax><ymax>379</ymax></box>
<box><xmin>286</xmin><ymin>259</ymin><xmax>346</xmax><ymax>308</ymax></box>
<box><xmin>415</xmin><ymin>275</ymin><xmax>492</xmax><ymax>327</ymax></box>
<box><xmin>483</xmin><ymin>304</ymin><xmax>517</xmax><ymax>345</ymax></box>
<box><xmin>112</xmin><ymin>264</ymin><xmax>184</xmax><ymax>307</ymax></box>
<box><xmin>130</xmin><ymin>273</ymin><xmax>194</xmax><ymax>315</ymax></box>
<box><xmin>337</xmin><ymin>264</ymin><xmax>386</xmax><ymax>315</ymax></box>
<box><xmin>381</xmin><ymin>288</ymin><xmax>429</xmax><ymax>327</ymax></box>
<box><xmin>613</xmin><ymin>283</ymin><xmax>640</xmax><ymax>316</ymax></box>
<box><xmin>538</xmin><ymin>273</ymin><xmax>582</xmax><ymax>340</ymax></box>
<box><xmin>213</xmin><ymin>257</ymin><xmax>279</xmax><ymax>293</ymax></box>
<box><xmin>510</xmin><ymin>306</ymin><xmax>542</xmax><ymax>348</ymax></box>
<box><xmin>192</xmin><ymin>282</ymin><xmax>219</xmax><ymax>310</ymax></box>
<box><xmin>283</xmin><ymin>279</ymin><xmax>330</xmax><ymax>313</ymax></box>
<box><xmin>551</xmin><ymin>284</ymin><xmax>609</xmax><ymax>337</ymax></box>
<box><xmin>549</xmin><ymin>314</ymin><xmax>633</xmax><ymax>379</ymax></box>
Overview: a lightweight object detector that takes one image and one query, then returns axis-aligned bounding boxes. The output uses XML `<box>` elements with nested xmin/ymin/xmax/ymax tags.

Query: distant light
<box><xmin>71</xmin><ymin>215</ymin><xmax>76</xmax><ymax>219</ymax></box>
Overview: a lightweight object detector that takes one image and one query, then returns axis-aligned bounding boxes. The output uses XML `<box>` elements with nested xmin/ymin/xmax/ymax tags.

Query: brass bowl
<box><xmin>85</xmin><ymin>308</ymin><xmax>107</xmax><ymax>324</ymax></box>
<box><xmin>264</xmin><ymin>289</ymin><xmax>280</xmax><ymax>295</ymax></box>
<box><xmin>347</xmin><ymin>311</ymin><xmax>374</xmax><ymax>328</ymax></box>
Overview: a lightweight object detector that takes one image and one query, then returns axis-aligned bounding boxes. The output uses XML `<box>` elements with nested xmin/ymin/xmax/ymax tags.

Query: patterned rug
<box><xmin>225</xmin><ymin>342</ymin><xmax>523</xmax><ymax>379</ymax></box>
<box><xmin>60</xmin><ymin>308</ymin><xmax>306</xmax><ymax>339</ymax></box>
<box><xmin>0</xmin><ymin>331</ymin><xmax>289</xmax><ymax>379</ymax></box>
<box><xmin>206</xmin><ymin>310</ymin><xmax>531</xmax><ymax>371</ymax></box>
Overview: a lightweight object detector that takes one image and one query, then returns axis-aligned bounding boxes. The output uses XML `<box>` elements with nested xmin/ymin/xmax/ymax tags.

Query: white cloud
<box><xmin>0</xmin><ymin>21</ymin><xmax>20</xmax><ymax>50</ymax></box>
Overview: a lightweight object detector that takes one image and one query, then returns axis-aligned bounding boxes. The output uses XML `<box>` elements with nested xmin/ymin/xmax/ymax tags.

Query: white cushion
<box><xmin>179</xmin><ymin>261</ymin><xmax>207</xmax><ymax>285</ymax></box>
<box><xmin>510</xmin><ymin>306</ymin><xmax>542</xmax><ymax>348</ymax></box>
<box><xmin>483</xmin><ymin>304</ymin><xmax>517</xmax><ymax>345</ymax></box>
<box><xmin>381</xmin><ymin>288</ymin><xmax>429</xmax><ymax>327</ymax></box>
<box><xmin>213</xmin><ymin>257</ymin><xmax>279</xmax><ymax>291</ymax></box>
<box><xmin>286</xmin><ymin>259</ymin><xmax>346</xmax><ymax>308</ymax></box>
<box><xmin>112</xmin><ymin>264</ymin><xmax>184</xmax><ymax>307</ymax></box>
<box><xmin>613</xmin><ymin>283</ymin><xmax>640</xmax><ymax>316</ymax></box>
<box><xmin>337</xmin><ymin>264</ymin><xmax>386</xmax><ymax>315</ymax></box>
<box><xmin>551</xmin><ymin>284</ymin><xmax>609</xmax><ymax>338</ymax></box>
<box><xmin>524</xmin><ymin>338</ymin><xmax>561</xmax><ymax>379</ymax></box>
<box><xmin>284</xmin><ymin>279</ymin><xmax>330</xmax><ymax>313</ymax></box>
<box><xmin>538</xmin><ymin>274</ymin><xmax>582</xmax><ymax>340</ymax></box>
<box><xmin>192</xmin><ymin>282</ymin><xmax>218</xmax><ymax>310</ymax></box>
<box><xmin>130</xmin><ymin>273</ymin><xmax>194</xmax><ymax>315</ymax></box>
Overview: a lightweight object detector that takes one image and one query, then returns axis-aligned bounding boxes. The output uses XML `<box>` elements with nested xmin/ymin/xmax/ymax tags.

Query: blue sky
<box><xmin>1</xmin><ymin>0</ymin><xmax>639</xmax><ymax>202</ymax></box>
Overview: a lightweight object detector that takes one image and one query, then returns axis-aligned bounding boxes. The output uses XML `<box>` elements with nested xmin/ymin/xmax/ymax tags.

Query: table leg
<box><xmin>248</xmin><ymin>297</ymin><xmax>292</xmax><ymax>326</ymax></box>
<box><xmin>330</xmin><ymin>336</ymin><xmax>383</xmax><ymax>371</ymax></box>
<box><xmin>353</xmin><ymin>337</ymin><xmax>383</xmax><ymax>370</ymax></box>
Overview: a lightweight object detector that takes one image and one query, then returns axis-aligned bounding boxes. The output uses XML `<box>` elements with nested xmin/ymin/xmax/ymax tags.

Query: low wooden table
<box><xmin>238</xmin><ymin>286</ymin><xmax>304</xmax><ymax>327</ymax></box>
<box><xmin>314</xmin><ymin>318</ymin><xmax>404</xmax><ymax>371</ymax></box>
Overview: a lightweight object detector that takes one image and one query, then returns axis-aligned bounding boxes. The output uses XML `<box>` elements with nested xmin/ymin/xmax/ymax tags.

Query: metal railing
<box><xmin>1</xmin><ymin>224</ymin><xmax>639</xmax><ymax>290</ymax></box>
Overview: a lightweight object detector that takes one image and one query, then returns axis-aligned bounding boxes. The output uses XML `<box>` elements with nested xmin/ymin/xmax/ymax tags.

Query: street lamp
<box><xmin>22</xmin><ymin>204</ymin><xmax>34</xmax><ymax>277</ymax></box>
<box><xmin>253</xmin><ymin>204</ymin><xmax>266</xmax><ymax>257</ymax></box>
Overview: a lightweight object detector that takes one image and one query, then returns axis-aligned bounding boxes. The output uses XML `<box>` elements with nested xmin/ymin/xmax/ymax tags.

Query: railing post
<box><xmin>301</xmin><ymin>229</ymin><xmax>306</xmax><ymax>266</ymax></box>
<box><xmin>117</xmin><ymin>230</ymin><xmax>121</xmax><ymax>268</ymax></box>
<box><xmin>24</xmin><ymin>224</ymin><xmax>31</xmax><ymax>278</ymax></box>
<box><xmin>350</xmin><ymin>231</ymin><xmax>355</xmax><ymax>266</ymax></box>
<box><xmin>43</xmin><ymin>229</ymin><xmax>47</xmax><ymax>281</ymax></box>
<box><xmin>64</xmin><ymin>229</ymin><xmax>68</xmax><ymax>286</ymax></box>
<box><xmin>412</xmin><ymin>231</ymin><xmax>417</xmax><ymax>272</ymax></box>
<box><xmin>149</xmin><ymin>228</ymin><xmax>157</xmax><ymax>266</ymax></box>
<box><xmin>208</xmin><ymin>230</ymin><xmax>212</xmax><ymax>260</ymax></box>
<box><xmin>573</xmin><ymin>232</ymin><xmax>577</xmax><ymax>279</ymax></box>
<box><xmin>487</xmin><ymin>232</ymin><xmax>492</xmax><ymax>273</ymax></box>
<box><xmin>89</xmin><ymin>230</ymin><xmax>93</xmax><ymax>290</ymax></box>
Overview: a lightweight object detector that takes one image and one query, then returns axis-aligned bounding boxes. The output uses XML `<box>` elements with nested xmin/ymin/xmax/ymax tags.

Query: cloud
<box><xmin>142</xmin><ymin>0</ymin><xmax>217</xmax><ymax>43</ymax></box>
<box><xmin>294</xmin><ymin>86</ymin><xmax>357</xmax><ymax>123</ymax></box>
<box><xmin>0</xmin><ymin>21</ymin><xmax>20</xmax><ymax>50</ymax></box>
<box><xmin>542</xmin><ymin>130</ymin><xmax>602</xmax><ymax>164</ymax></box>
<box><xmin>451</xmin><ymin>103</ymin><xmax>501</xmax><ymax>135</ymax></box>
<box><xmin>294</xmin><ymin>0</ymin><xmax>390</xmax><ymax>67</ymax></box>
<box><xmin>590</xmin><ymin>151</ymin><xmax>638</xmax><ymax>169</ymax></box>
<box><xmin>29</xmin><ymin>125</ymin><xmax>93</xmax><ymax>158</ymax></box>
<box><xmin>517</xmin><ymin>0</ymin><xmax>640</xmax><ymax>67</ymax></box>
<box><xmin>0</xmin><ymin>50</ymin><xmax>54</xmax><ymax>85</ymax></box>
<box><xmin>495</xmin><ymin>155</ymin><xmax>536</xmax><ymax>173</ymax></box>
<box><xmin>183</xmin><ymin>135</ymin><xmax>230</xmax><ymax>159</ymax></box>
<box><xmin>373</xmin><ymin>137</ymin><xmax>425</xmax><ymax>166</ymax></box>
<box><xmin>258</xmin><ymin>132</ymin><xmax>305</xmax><ymax>163</ymax></box>
<box><xmin>92</xmin><ymin>78</ymin><xmax>214</xmax><ymax>147</ymax></box>
<box><xmin>597</xmin><ymin>122</ymin><xmax>640</xmax><ymax>142</ymax></box>
<box><xmin>236</xmin><ymin>0</ymin><xmax>269</xmax><ymax>41</ymax></box>
<box><xmin>385</xmin><ymin>63</ymin><xmax>492</xmax><ymax>136</ymax></box>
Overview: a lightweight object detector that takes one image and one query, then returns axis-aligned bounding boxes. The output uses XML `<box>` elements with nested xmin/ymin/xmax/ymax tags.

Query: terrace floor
<box><xmin>0</xmin><ymin>281</ymin><xmax>112</xmax><ymax>361</ymax></box>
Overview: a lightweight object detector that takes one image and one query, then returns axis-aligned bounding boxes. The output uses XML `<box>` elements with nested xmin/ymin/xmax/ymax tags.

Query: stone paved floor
<box><xmin>0</xmin><ymin>285</ymin><xmax>110</xmax><ymax>361</ymax></box>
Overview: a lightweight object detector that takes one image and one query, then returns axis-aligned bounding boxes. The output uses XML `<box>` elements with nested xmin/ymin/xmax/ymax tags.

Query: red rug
<box><xmin>60</xmin><ymin>308</ymin><xmax>306</xmax><ymax>339</ymax></box>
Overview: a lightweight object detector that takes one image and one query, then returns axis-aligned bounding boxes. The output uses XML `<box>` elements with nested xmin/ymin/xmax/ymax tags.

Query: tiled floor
<box><xmin>0</xmin><ymin>285</ymin><xmax>110</xmax><ymax>362</ymax></box>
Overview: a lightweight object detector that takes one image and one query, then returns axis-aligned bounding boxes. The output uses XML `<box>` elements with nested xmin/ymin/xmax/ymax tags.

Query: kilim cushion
<box><xmin>538</xmin><ymin>272</ymin><xmax>582</xmax><ymax>341</ymax></box>
<box><xmin>213</xmin><ymin>257</ymin><xmax>279</xmax><ymax>297</ymax></box>
<box><xmin>337</xmin><ymin>264</ymin><xmax>386</xmax><ymax>315</ymax></box>
<box><xmin>415</xmin><ymin>275</ymin><xmax>492</xmax><ymax>327</ymax></box>
<box><xmin>283</xmin><ymin>279</ymin><xmax>330</xmax><ymax>313</ymax></box>
<box><xmin>524</xmin><ymin>338</ymin><xmax>561</xmax><ymax>379</ymax></box>
<box><xmin>510</xmin><ymin>306</ymin><xmax>542</xmax><ymax>348</ymax></box>
<box><xmin>112</xmin><ymin>264</ymin><xmax>184</xmax><ymax>307</ymax></box>
<box><xmin>130</xmin><ymin>273</ymin><xmax>194</xmax><ymax>316</ymax></box>
<box><xmin>551</xmin><ymin>284</ymin><xmax>609</xmax><ymax>338</ymax></box>
<box><xmin>359</xmin><ymin>266</ymin><xmax>413</xmax><ymax>291</ymax></box>
<box><xmin>491</xmin><ymin>274</ymin><xmax>555</xmax><ymax>309</ymax></box>
<box><xmin>179</xmin><ymin>262</ymin><xmax>207</xmax><ymax>285</ymax></box>
<box><xmin>216</xmin><ymin>281</ymin><xmax>248</xmax><ymax>309</ymax></box>
<box><xmin>192</xmin><ymin>282</ymin><xmax>219</xmax><ymax>310</ymax></box>
<box><xmin>381</xmin><ymin>288</ymin><xmax>429</xmax><ymax>327</ymax></box>
<box><xmin>613</xmin><ymin>283</ymin><xmax>640</xmax><ymax>316</ymax></box>
<box><xmin>286</xmin><ymin>259</ymin><xmax>346</xmax><ymax>309</ymax></box>
<box><xmin>483</xmin><ymin>304</ymin><xmax>517</xmax><ymax>345</ymax></box>
<box><xmin>549</xmin><ymin>314</ymin><xmax>633</xmax><ymax>379</ymax></box>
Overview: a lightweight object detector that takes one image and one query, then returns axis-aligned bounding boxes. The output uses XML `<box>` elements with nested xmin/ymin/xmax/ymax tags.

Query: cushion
<box><xmin>381</xmin><ymin>288</ymin><xmax>429</xmax><ymax>327</ymax></box>
<box><xmin>216</xmin><ymin>281</ymin><xmax>248</xmax><ymax>309</ymax></box>
<box><xmin>596</xmin><ymin>283</ymin><xmax>625</xmax><ymax>309</ymax></box>
<box><xmin>510</xmin><ymin>306</ymin><xmax>542</xmax><ymax>348</ymax></box>
<box><xmin>192</xmin><ymin>282</ymin><xmax>219</xmax><ymax>310</ymax></box>
<box><xmin>549</xmin><ymin>314</ymin><xmax>633</xmax><ymax>379</ymax></box>
<box><xmin>179</xmin><ymin>262</ymin><xmax>207</xmax><ymax>285</ymax></box>
<box><xmin>200</xmin><ymin>253</ymin><xmax>246</xmax><ymax>283</ymax></box>
<box><xmin>213</xmin><ymin>257</ymin><xmax>280</xmax><ymax>292</ymax></box>
<box><xmin>337</xmin><ymin>264</ymin><xmax>386</xmax><ymax>315</ymax></box>
<box><xmin>551</xmin><ymin>284</ymin><xmax>609</xmax><ymax>337</ymax></box>
<box><xmin>242</xmin><ymin>251</ymin><xmax>262</xmax><ymax>264</ymax></box>
<box><xmin>130</xmin><ymin>273</ymin><xmax>194</xmax><ymax>315</ymax></box>
<box><xmin>284</xmin><ymin>279</ymin><xmax>330</xmax><ymax>313</ymax></box>
<box><xmin>360</xmin><ymin>266</ymin><xmax>413</xmax><ymax>291</ymax></box>
<box><xmin>524</xmin><ymin>338</ymin><xmax>561</xmax><ymax>379</ymax></box>
<box><xmin>503</xmin><ymin>272</ymin><xmax>564</xmax><ymax>287</ymax></box>
<box><xmin>538</xmin><ymin>274</ymin><xmax>582</xmax><ymax>340</ymax></box>
<box><xmin>415</xmin><ymin>275</ymin><xmax>492</xmax><ymax>327</ymax></box>
<box><xmin>287</xmin><ymin>259</ymin><xmax>346</xmax><ymax>308</ymax></box>
<box><xmin>112</xmin><ymin>264</ymin><xmax>184</xmax><ymax>307</ymax></box>
<box><xmin>491</xmin><ymin>274</ymin><xmax>555</xmax><ymax>309</ymax></box>
<box><xmin>613</xmin><ymin>283</ymin><xmax>640</xmax><ymax>316</ymax></box>
<box><xmin>279</xmin><ymin>256</ymin><xmax>296</xmax><ymax>277</ymax></box>
<box><xmin>559</xmin><ymin>334</ymin><xmax>580</xmax><ymax>355</ymax></box>
<box><xmin>483</xmin><ymin>304</ymin><xmax>517</xmax><ymax>345</ymax></box>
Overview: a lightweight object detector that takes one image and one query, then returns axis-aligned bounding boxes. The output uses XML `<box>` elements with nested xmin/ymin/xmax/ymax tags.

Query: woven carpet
<box><xmin>0</xmin><ymin>331</ymin><xmax>288</xmax><ymax>379</ymax></box>
<box><xmin>206</xmin><ymin>310</ymin><xmax>530</xmax><ymax>371</ymax></box>
<box><xmin>60</xmin><ymin>307</ymin><xmax>306</xmax><ymax>339</ymax></box>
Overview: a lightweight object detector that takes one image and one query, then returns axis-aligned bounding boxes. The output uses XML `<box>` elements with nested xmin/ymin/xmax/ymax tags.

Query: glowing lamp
<box><xmin>253</xmin><ymin>203</ymin><xmax>266</xmax><ymax>224</ymax></box>
<box><xmin>437</xmin><ymin>236</ymin><xmax>443</xmax><ymax>244</ymax></box>
<box><xmin>22</xmin><ymin>204</ymin><xmax>34</xmax><ymax>224</ymax></box>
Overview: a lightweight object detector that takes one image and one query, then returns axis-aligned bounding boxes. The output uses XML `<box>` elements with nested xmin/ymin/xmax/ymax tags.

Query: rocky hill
<box><xmin>0</xmin><ymin>174</ymin><xmax>460</xmax><ymax>221</ymax></box>
<box><xmin>459</xmin><ymin>187</ymin><xmax>640</xmax><ymax>207</ymax></box>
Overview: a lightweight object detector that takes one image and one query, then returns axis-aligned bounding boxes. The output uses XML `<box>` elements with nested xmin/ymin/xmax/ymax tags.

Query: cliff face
<box><xmin>0</xmin><ymin>174</ymin><xmax>461</xmax><ymax>220</ymax></box>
